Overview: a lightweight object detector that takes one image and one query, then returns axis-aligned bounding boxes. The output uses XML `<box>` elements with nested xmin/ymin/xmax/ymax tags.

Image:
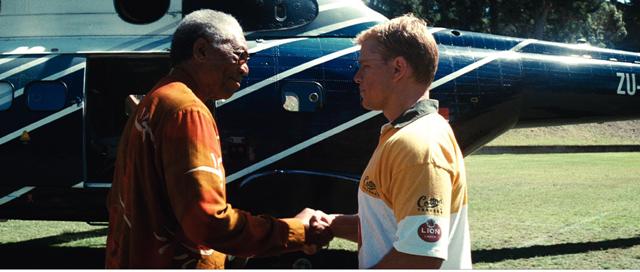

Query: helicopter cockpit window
<box><xmin>25</xmin><ymin>81</ymin><xmax>68</xmax><ymax>111</ymax></box>
<box><xmin>183</xmin><ymin>0</ymin><xmax>318</xmax><ymax>32</ymax></box>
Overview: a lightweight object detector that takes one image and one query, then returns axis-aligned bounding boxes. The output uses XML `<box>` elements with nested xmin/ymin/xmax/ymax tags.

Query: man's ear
<box><xmin>392</xmin><ymin>56</ymin><xmax>409</xmax><ymax>82</ymax></box>
<box><xmin>192</xmin><ymin>37</ymin><xmax>209</xmax><ymax>62</ymax></box>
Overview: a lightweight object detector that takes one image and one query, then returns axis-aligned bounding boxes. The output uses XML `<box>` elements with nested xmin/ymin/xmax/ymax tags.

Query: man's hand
<box><xmin>327</xmin><ymin>214</ymin><xmax>359</xmax><ymax>243</ymax></box>
<box><xmin>294</xmin><ymin>208</ymin><xmax>335</xmax><ymax>255</ymax></box>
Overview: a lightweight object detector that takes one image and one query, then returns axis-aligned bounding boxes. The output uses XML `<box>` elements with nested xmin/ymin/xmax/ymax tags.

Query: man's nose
<box><xmin>353</xmin><ymin>69</ymin><xmax>362</xmax><ymax>84</ymax></box>
<box><xmin>240</xmin><ymin>63</ymin><xmax>249</xmax><ymax>76</ymax></box>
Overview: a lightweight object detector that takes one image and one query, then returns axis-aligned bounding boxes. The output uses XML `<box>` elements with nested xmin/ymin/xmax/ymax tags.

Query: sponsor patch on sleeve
<box><xmin>418</xmin><ymin>219</ymin><xmax>442</xmax><ymax>243</ymax></box>
<box><xmin>417</xmin><ymin>195</ymin><xmax>443</xmax><ymax>215</ymax></box>
<box><xmin>394</xmin><ymin>216</ymin><xmax>449</xmax><ymax>258</ymax></box>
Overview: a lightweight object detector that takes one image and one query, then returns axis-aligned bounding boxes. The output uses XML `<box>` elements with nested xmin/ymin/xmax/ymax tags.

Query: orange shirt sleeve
<box><xmin>159</xmin><ymin>105</ymin><xmax>305</xmax><ymax>257</ymax></box>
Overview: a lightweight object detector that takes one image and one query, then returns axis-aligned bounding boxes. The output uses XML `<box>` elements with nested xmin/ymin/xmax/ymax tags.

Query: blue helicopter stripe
<box><xmin>226</xmin><ymin>34</ymin><xmax>534</xmax><ymax>184</ymax></box>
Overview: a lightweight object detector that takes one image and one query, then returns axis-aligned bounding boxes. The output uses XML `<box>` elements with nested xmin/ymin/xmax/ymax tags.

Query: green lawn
<box><xmin>1</xmin><ymin>152</ymin><xmax>639</xmax><ymax>269</ymax></box>
<box><xmin>466</xmin><ymin>152</ymin><xmax>640</xmax><ymax>269</ymax></box>
<box><xmin>487</xmin><ymin>120</ymin><xmax>640</xmax><ymax>146</ymax></box>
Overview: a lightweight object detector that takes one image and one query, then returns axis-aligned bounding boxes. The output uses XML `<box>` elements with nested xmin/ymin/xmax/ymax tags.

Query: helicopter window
<box><xmin>25</xmin><ymin>81</ymin><xmax>68</xmax><ymax>111</ymax></box>
<box><xmin>114</xmin><ymin>0</ymin><xmax>171</xmax><ymax>25</ymax></box>
<box><xmin>281</xmin><ymin>81</ymin><xmax>324</xmax><ymax>112</ymax></box>
<box><xmin>183</xmin><ymin>0</ymin><xmax>318</xmax><ymax>32</ymax></box>
<box><xmin>0</xmin><ymin>81</ymin><xmax>14</xmax><ymax>111</ymax></box>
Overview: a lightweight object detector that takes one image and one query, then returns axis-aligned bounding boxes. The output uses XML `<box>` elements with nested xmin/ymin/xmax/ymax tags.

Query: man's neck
<box><xmin>383</xmin><ymin>82</ymin><xmax>430</xmax><ymax>122</ymax></box>
<box><xmin>170</xmin><ymin>64</ymin><xmax>207</xmax><ymax>101</ymax></box>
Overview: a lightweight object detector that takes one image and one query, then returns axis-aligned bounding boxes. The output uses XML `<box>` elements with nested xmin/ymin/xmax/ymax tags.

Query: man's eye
<box><xmin>233</xmin><ymin>51</ymin><xmax>250</xmax><ymax>64</ymax></box>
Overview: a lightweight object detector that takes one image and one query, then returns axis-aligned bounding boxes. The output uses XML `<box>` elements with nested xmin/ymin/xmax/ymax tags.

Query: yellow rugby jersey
<box><xmin>357</xmin><ymin>99</ymin><xmax>471</xmax><ymax>269</ymax></box>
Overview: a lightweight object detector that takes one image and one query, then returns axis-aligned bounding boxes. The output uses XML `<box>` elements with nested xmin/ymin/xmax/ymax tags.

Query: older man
<box><xmin>328</xmin><ymin>14</ymin><xmax>472</xmax><ymax>269</ymax></box>
<box><xmin>106</xmin><ymin>9</ymin><xmax>331</xmax><ymax>269</ymax></box>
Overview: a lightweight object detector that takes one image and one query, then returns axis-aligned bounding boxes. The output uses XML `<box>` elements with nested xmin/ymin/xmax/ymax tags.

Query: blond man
<box><xmin>327</xmin><ymin>14</ymin><xmax>471</xmax><ymax>269</ymax></box>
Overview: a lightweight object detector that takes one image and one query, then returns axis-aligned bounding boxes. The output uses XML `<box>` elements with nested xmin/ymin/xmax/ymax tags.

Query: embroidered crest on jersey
<box><xmin>362</xmin><ymin>176</ymin><xmax>379</xmax><ymax>197</ymax></box>
<box><xmin>417</xmin><ymin>219</ymin><xmax>442</xmax><ymax>242</ymax></box>
<box><xmin>417</xmin><ymin>195</ymin><xmax>443</xmax><ymax>215</ymax></box>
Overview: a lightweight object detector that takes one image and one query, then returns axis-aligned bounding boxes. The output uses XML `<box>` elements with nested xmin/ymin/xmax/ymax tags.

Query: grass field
<box><xmin>487</xmin><ymin>120</ymin><xmax>640</xmax><ymax>146</ymax></box>
<box><xmin>1</xmin><ymin>152</ymin><xmax>639</xmax><ymax>268</ymax></box>
<box><xmin>466</xmin><ymin>152</ymin><xmax>640</xmax><ymax>269</ymax></box>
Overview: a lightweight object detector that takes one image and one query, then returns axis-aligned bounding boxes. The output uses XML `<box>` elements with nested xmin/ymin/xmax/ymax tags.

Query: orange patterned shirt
<box><xmin>106</xmin><ymin>69</ymin><xmax>305</xmax><ymax>268</ymax></box>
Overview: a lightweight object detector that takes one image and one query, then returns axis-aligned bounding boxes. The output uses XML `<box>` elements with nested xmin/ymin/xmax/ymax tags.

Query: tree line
<box><xmin>365</xmin><ymin>0</ymin><xmax>639</xmax><ymax>51</ymax></box>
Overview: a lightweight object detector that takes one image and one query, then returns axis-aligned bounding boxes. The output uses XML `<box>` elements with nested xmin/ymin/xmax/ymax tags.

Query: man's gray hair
<box><xmin>170</xmin><ymin>9</ymin><xmax>243</xmax><ymax>66</ymax></box>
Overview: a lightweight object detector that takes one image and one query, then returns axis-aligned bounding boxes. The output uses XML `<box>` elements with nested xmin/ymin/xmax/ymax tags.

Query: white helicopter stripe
<box><xmin>0</xmin><ymin>55</ymin><xmax>55</xmax><ymax>81</ymax></box>
<box><xmin>319</xmin><ymin>0</ymin><xmax>364</xmax><ymax>12</ymax></box>
<box><xmin>430</xmin><ymin>38</ymin><xmax>536</xmax><ymax>90</ymax></box>
<box><xmin>227</xmin><ymin>110</ymin><xmax>381</xmax><ymax>182</ymax></box>
<box><xmin>0</xmin><ymin>102</ymin><xmax>83</xmax><ymax>146</ymax></box>
<box><xmin>216</xmin><ymin>45</ymin><xmax>361</xmax><ymax>107</ymax></box>
<box><xmin>0</xmin><ymin>57</ymin><xmax>18</xmax><ymax>66</ymax></box>
<box><xmin>0</xmin><ymin>186</ymin><xmax>35</xmax><ymax>206</ymax></box>
<box><xmin>0</xmin><ymin>61</ymin><xmax>85</xmax><ymax>146</ymax></box>
<box><xmin>299</xmin><ymin>17</ymin><xmax>377</xmax><ymax>37</ymax></box>
<box><xmin>71</xmin><ymin>182</ymin><xmax>112</xmax><ymax>188</ymax></box>
<box><xmin>14</xmin><ymin>62</ymin><xmax>86</xmax><ymax>98</ymax></box>
<box><xmin>227</xmin><ymin>33</ymin><xmax>533</xmax><ymax>183</ymax></box>
<box><xmin>248</xmin><ymin>38</ymin><xmax>308</xmax><ymax>54</ymax></box>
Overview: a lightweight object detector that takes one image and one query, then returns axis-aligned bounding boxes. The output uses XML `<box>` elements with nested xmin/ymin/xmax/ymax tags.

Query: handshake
<box><xmin>294</xmin><ymin>208</ymin><xmax>340</xmax><ymax>255</ymax></box>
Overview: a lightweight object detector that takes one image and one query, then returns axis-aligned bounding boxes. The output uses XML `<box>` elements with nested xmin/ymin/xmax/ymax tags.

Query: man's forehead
<box><xmin>358</xmin><ymin>47</ymin><xmax>383</xmax><ymax>61</ymax></box>
<box><xmin>224</xmin><ymin>36</ymin><xmax>248</xmax><ymax>50</ymax></box>
<box><xmin>359</xmin><ymin>39</ymin><xmax>383</xmax><ymax>55</ymax></box>
<box><xmin>223</xmin><ymin>30</ymin><xmax>246</xmax><ymax>44</ymax></box>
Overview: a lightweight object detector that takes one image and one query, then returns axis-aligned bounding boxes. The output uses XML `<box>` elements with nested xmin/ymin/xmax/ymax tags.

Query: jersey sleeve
<box><xmin>160</xmin><ymin>106</ymin><xmax>305</xmax><ymax>257</ymax></box>
<box><xmin>389</xmin><ymin>162</ymin><xmax>453</xmax><ymax>260</ymax></box>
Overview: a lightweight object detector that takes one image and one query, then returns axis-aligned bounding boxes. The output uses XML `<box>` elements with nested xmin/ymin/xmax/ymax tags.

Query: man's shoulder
<box><xmin>388</xmin><ymin>114</ymin><xmax>448</xmax><ymax>147</ymax></box>
<box><xmin>384</xmin><ymin>114</ymin><xmax>460</xmax><ymax>169</ymax></box>
<box><xmin>149</xmin><ymin>81</ymin><xmax>208</xmax><ymax>113</ymax></box>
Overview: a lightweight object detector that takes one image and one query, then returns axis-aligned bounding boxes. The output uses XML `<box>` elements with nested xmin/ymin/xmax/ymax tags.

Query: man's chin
<box><xmin>360</xmin><ymin>98</ymin><xmax>373</xmax><ymax>110</ymax></box>
<box><xmin>221</xmin><ymin>86</ymin><xmax>241</xmax><ymax>99</ymax></box>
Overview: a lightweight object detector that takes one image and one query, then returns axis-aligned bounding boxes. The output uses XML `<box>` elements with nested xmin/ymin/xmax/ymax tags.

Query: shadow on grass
<box><xmin>0</xmin><ymin>228</ymin><xmax>107</xmax><ymax>269</ymax></box>
<box><xmin>473</xmin><ymin>235</ymin><xmax>640</xmax><ymax>263</ymax></box>
<box><xmin>1</xmin><ymin>229</ymin><xmax>638</xmax><ymax>268</ymax></box>
<box><xmin>246</xmin><ymin>250</ymin><xmax>358</xmax><ymax>269</ymax></box>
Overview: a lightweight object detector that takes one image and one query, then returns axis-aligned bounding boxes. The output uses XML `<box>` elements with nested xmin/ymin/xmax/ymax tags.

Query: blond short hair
<box><xmin>356</xmin><ymin>14</ymin><xmax>439</xmax><ymax>85</ymax></box>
